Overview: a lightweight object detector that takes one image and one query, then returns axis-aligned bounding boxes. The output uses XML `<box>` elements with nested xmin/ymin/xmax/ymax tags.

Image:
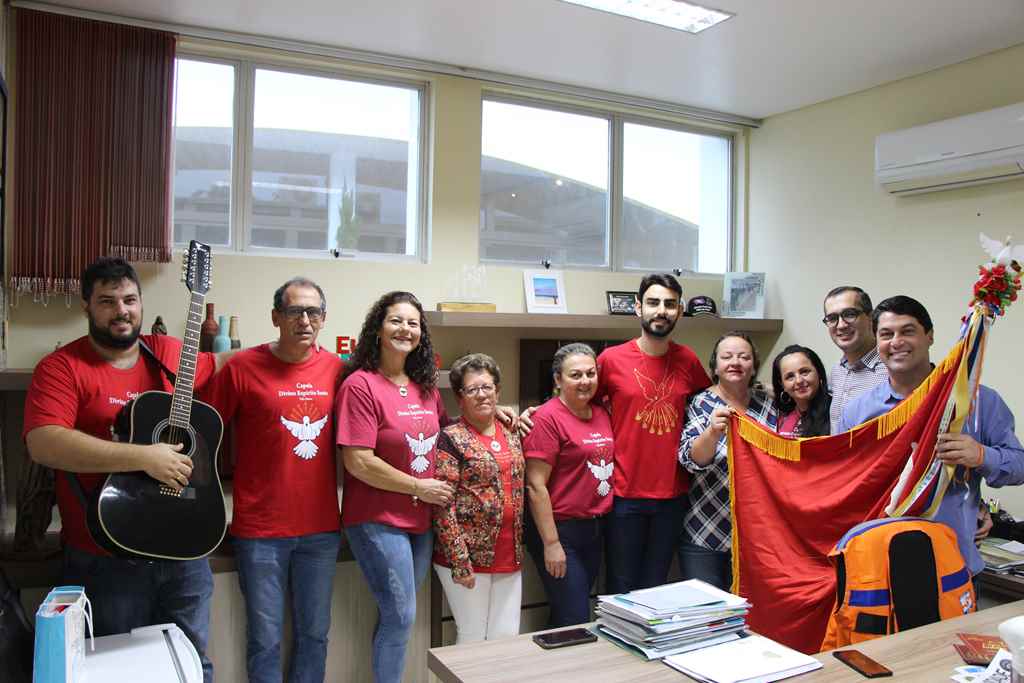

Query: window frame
<box><xmin>174</xmin><ymin>50</ymin><xmax>431</xmax><ymax>263</ymax></box>
<box><xmin>479</xmin><ymin>93</ymin><xmax>736</xmax><ymax>275</ymax></box>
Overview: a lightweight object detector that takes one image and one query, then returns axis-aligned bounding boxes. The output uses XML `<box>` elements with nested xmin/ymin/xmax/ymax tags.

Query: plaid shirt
<box><xmin>678</xmin><ymin>388</ymin><xmax>776</xmax><ymax>552</ymax></box>
<box><xmin>828</xmin><ymin>348</ymin><xmax>889</xmax><ymax>434</ymax></box>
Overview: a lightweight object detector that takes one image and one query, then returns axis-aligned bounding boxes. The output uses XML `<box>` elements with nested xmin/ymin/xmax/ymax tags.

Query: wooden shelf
<box><xmin>0</xmin><ymin>369</ymin><xmax>34</xmax><ymax>391</ymax></box>
<box><xmin>424</xmin><ymin>311</ymin><xmax>782</xmax><ymax>333</ymax></box>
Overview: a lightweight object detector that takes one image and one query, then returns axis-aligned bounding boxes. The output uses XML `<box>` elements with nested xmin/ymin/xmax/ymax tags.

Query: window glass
<box><xmin>480</xmin><ymin>100</ymin><xmax>610</xmax><ymax>267</ymax></box>
<box><xmin>251</xmin><ymin>68</ymin><xmax>421</xmax><ymax>254</ymax></box>
<box><xmin>172</xmin><ymin>59</ymin><xmax>235</xmax><ymax>247</ymax></box>
<box><xmin>622</xmin><ymin>122</ymin><xmax>730</xmax><ymax>273</ymax></box>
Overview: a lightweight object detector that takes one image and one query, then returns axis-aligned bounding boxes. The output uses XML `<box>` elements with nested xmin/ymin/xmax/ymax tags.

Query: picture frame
<box><xmin>523</xmin><ymin>270</ymin><xmax>568</xmax><ymax>314</ymax></box>
<box><xmin>606</xmin><ymin>290</ymin><xmax>636</xmax><ymax>316</ymax></box>
<box><xmin>723</xmin><ymin>272</ymin><xmax>766</xmax><ymax>318</ymax></box>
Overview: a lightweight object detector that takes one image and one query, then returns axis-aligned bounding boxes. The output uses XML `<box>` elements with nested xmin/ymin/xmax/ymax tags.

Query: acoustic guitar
<box><xmin>89</xmin><ymin>240</ymin><xmax>227</xmax><ymax>560</ymax></box>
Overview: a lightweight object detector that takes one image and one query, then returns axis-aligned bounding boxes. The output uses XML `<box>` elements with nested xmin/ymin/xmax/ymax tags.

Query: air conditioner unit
<box><xmin>875</xmin><ymin>101</ymin><xmax>1024</xmax><ymax>196</ymax></box>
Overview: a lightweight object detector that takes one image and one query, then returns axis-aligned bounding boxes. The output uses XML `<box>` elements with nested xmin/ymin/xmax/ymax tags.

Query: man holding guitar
<box><xmin>24</xmin><ymin>256</ymin><xmax>233</xmax><ymax>683</ymax></box>
<box><xmin>201</xmin><ymin>277</ymin><xmax>343</xmax><ymax>683</ymax></box>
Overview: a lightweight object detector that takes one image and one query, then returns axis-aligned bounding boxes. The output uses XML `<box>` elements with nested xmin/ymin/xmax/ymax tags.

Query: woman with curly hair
<box><xmin>771</xmin><ymin>344</ymin><xmax>832</xmax><ymax>438</ymax></box>
<box><xmin>335</xmin><ymin>291</ymin><xmax>453</xmax><ymax>683</ymax></box>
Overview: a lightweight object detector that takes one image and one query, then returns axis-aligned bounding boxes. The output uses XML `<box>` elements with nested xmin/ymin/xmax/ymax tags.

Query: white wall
<box><xmin>748</xmin><ymin>42</ymin><xmax>1024</xmax><ymax>513</ymax></box>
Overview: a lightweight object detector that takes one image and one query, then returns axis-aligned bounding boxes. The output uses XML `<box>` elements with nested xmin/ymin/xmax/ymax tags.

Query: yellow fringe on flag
<box><xmin>736</xmin><ymin>418</ymin><xmax>802</xmax><ymax>462</ymax></box>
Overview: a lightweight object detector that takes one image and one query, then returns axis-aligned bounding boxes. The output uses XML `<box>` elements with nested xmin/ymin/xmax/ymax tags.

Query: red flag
<box><xmin>729</xmin><ymin>339</ymin><xmax>965</xmax><ymax>653</ymax></box>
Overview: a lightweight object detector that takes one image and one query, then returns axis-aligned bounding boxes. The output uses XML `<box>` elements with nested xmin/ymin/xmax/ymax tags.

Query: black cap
<box><xmin>686</xmin><ymin>295</ymin><xmax>718</xmax><ymax>317</ymax></box>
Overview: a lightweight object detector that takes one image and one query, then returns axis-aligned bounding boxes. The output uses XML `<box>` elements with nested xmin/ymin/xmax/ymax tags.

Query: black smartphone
<box><xmin>833</xmin><ymin>649</ymin><xmax>893</xmax><ymax>678</ymax></box>
<box><xmin>532</xmin><ymin>627</ymin><xmax>598</xmax><ymax>649</ymax></box>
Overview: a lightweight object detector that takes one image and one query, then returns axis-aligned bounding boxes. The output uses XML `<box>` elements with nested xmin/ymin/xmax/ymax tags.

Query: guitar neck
<box><xmin>170</xmin><ymin>290</ymin><xmax>205</xmax><ymax>429</ymax></box>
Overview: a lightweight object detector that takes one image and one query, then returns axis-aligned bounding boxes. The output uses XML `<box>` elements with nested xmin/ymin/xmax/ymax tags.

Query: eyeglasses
<box><xmin>461</xmin><ymin>383</ymin><xmax>496</xmax><ymax>397</ymax></box>
<box><xmin>822</xmin><ymin>308</ymin><xmax>865</xmax><ymax>327</ymax></box>
<box><xmin>280</xmin><ymin>306</ymin><xmax>325</xmax><ymax>323</ymax></box>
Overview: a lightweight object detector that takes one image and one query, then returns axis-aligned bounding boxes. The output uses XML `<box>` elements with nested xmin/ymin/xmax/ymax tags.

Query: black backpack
<box><xmin>0</xmin><ymin>567</ymin><xmax>33</xmax><ymax>683</ymax></box>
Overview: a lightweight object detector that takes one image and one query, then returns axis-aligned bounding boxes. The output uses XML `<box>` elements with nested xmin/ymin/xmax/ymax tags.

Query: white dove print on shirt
<box><xmin>586</xmin><ymin>459</ymin><xmax>614</xmax><ymax>497</ymax></box>
<box><xmin>281</xmin><ymin>414</ymin><xmax>329</xmax><ymax>460</ymax></box>
<box><xmin>405</xmin><ymin>431</ymin><xmax>439</xmax><ymax>473</ymax></box>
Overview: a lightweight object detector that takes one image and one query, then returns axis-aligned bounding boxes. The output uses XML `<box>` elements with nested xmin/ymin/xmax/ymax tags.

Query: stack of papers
<box><xmin>595</xmin><ymin>579</ymin><xmax>751</xmax><ymax>660</ymax></box>
<box><xmin>663</xmin><ymin>634</ymin><xmax>822</xmax><ymax>683</ymax></box>
<box><xmin>979</xmin><ymin>537</ymin><xmax>1024</xmax><ymax>571</ymax></box>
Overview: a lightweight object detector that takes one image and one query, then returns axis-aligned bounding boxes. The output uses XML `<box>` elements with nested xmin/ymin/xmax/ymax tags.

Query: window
<box><xmin>622</xmin><ymin>122</ymin><xmax>730</xmax><ymax>273</ymax></box>
<box><xmin>480</xmin><ymin>97</ymin><xmax>732</xmax><ymax>273</ymax></box>
<box><xmin>173</xmin><ymin>57</ymin><xmax>426</xmax><ymax>258</ymax></box>
<box><xmin>173</xmin><ymin>59</ymin><xmax>235</xmax><ymax>247</ymax></box>
<box><xmin>480</xmin><ymin>101</ymin><xmax>610</xmax><ymax>267</ymax></box>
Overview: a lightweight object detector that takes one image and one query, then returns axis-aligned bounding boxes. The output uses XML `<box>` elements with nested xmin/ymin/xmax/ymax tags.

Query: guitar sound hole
<box><xmin>157</xmin><ymin>425</ymin><xmax>194</xmax><ymax>456</ymax></box>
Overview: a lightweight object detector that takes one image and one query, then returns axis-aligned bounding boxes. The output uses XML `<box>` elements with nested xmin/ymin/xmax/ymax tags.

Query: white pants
<box><xmin>434</xmin><ymin>563</ymin><xmax>522</xmax><ymax>644</ymax></box>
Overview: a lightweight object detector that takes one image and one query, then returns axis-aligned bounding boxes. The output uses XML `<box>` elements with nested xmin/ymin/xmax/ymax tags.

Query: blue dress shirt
<box><xmin>840</xmin><ymin>379</ymin><xmax>1024</xmax><ymax>575</ymax></box>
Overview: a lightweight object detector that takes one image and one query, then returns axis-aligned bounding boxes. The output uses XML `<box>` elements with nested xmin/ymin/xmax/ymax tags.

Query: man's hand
<box><xmin>141</xmin><ymin>442</ymin><xmax>192</xmax><ymax>491</ymax></box>
<box><xmin>936</xmin><ymin>433</ymin><xmax>985</xmax><ymax>468</ymax></box>
<box><xmin>517</xmin><ymin>405</ymin><xmax>539</xmax><ymax>437</ymax></box>
<box><xmin>976</xmin><ymin>505</ymin><xmax>993</xmax><ymax>542</ymax></box>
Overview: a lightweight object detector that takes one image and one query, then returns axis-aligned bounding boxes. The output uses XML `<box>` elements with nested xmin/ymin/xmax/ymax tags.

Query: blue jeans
<box><xmin>345</xmin><ymin>523</ymin><xmax>433</xmax><ymax>683</ymax></box>
<box><xmin>62</xmin><ymin>546</ymin><xmax>214</xmax><ymax>683</ymax></box>
<box><xmin>604</xmin><ymin>495</ymin><xmax>687</xmax><ymax>594</ymax></box>
<box><xmin>234</xmin><ymin>532</ymin><xmax>341</xmax><ymax>683</ymax></box>
<box><xmin>678</xmin><ymin>541</ymin><xmax>732</xmax><ymax>591</ymax></box>
<box><xmin>525</xmin><ymin>516</ymin><xmax>604</xmax><ymax>627</ymax></box>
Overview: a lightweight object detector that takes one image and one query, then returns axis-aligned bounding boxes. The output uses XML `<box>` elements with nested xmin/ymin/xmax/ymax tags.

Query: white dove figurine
<box><xmin>586</xmin><ymin>459</ymin><xmax>614</xmax><ymax>497</ymax></box>
<box><xmin>979</xmin><ymin>233</ymin><xmax>1024</xmax><ymax>267</ymax></box>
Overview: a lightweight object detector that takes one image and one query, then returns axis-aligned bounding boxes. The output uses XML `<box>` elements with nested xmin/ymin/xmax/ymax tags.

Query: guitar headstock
<box><xmin>181</xmin><ymin>241</ymin><xmax>213</xmax><ymax>295</ymax></box>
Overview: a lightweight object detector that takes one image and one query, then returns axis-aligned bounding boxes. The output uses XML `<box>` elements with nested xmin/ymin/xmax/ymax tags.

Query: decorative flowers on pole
<box><xmin>969</xmin><ymin>262</ymin><xmax>1022</xmax><ymax>317</ymax></box>
<box><xmin>969</xmin><ymin>233</ymin><xmax>1024</xmax><ymax>321</ymax></box>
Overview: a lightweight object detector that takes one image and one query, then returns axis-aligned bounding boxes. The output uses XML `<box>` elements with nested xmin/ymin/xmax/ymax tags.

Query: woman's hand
<box><xmin>544</xmin><ymin>540</ymin><xmax>567</xmax><ymax>579</ymax></box>
<box><xmin>454</xmin><ymin>570</ymin><xmax>476</xmax><ymax>589</ymax></box>
<box><xmin>517</xmin><ymin>405</ymin><xmax>539</xmax><ymax>437</ymax></box>
<box><xmin>415</xmin><ymin>478</ymin><xmax>454</xmax><ymax>505</ymax></box>
<box><xmin>707</xmin><ymin>406</ymin><xmax>733</xmax><ymax>437</ymax></box>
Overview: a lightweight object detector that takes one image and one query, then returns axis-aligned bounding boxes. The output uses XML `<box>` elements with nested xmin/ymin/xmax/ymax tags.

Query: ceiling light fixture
<box><xmin>559</xmin><ymin>0</ymin><xmax>734</xmax><ymax>34</ymax></box>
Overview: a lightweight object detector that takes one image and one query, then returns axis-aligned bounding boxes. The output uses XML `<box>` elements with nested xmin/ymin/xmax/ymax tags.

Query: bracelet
<box><xmin>976</xmin><ymin>443</ymin><xmax>986</xmax><ymax>468</ymax></box>
<box><xmin>411</xmin><ymin>479</ymin><xmax>419</xmax><ymax>505</ymax></box>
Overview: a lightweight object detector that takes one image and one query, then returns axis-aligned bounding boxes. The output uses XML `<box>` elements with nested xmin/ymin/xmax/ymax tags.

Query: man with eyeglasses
<box><xmin>201</xmin><ymin>277</ymin><xmax>344</xmax><ymax>683</ymax></box>
<box><xmin>823</xmin><ymin>286</ymin><xmax>889</xmax><ymax>433</ymax></box>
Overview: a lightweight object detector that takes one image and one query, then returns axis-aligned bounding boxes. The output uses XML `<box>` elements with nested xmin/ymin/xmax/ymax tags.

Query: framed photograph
<box><xmin>723</xmin><ymin>272</ymin><xmax>766</xmax><ymax>318</ymax></box>
<box><xmin>606</xmin><ymin>290</ymin><xmax>636</xmax><ymax>316</ymax></box>
<box><xmin>523</xmin><ymin>270</ymin><xmax>568</xmax><ymax>314</ymax></box>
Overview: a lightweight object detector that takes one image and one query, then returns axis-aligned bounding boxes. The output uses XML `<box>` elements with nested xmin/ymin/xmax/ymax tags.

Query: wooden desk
<box><xmin>428</xmin><ymin>601</ymin><xmax>1024</xmax><ymax>683</ymax></box>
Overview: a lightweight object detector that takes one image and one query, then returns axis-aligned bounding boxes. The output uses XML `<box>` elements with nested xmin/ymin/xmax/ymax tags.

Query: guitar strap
<box><xmin>65</xmin><ymin>338</ymin><xmax>177</xmax><ymax>528</ymax></box>
<box><xmin>137</xmin><ymin>338</ymin><xmax>177</xmax><ymax>386</ymax></box>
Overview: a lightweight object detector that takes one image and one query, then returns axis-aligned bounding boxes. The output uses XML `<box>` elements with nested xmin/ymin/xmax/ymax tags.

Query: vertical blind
<box><xmin>12</xmin><ymin>9</ymin><xmax>176</xmax><ymax>296</ymax></box>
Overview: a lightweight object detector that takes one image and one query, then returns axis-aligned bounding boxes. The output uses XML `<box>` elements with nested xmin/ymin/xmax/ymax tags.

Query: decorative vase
<box><xmin>200</xmin><ymin>303</ymin><xmax>218</xmax><ymax>352</ymax></box>
<box><xmin>229</xmin><ymin>316</ymin><xmax>241</xmax><ymax>349</ymax></box>
<box><xmin>213</xmin><ymin>315</ymin><xmax>232</xmax><ymax>353</ymax></box>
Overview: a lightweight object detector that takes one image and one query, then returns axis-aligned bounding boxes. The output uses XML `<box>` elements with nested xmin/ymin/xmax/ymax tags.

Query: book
<box><xmin>663</xmin><ymin>634</ymin><xmax>822</xmax><ymax>683</ymax></box>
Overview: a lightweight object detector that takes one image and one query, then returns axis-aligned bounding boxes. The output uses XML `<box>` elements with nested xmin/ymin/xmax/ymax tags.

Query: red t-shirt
<box><xmin>433</xmin><ymin>425</ymin><xmax>519</xmax><ymax>573</ymax></box>
<box><xmin>595</xmin><ymin>339</ymin><xmax>710</xmax><ymax>499</ymax></box>
<box><xmin>335</xmin><ymin>369</ymin><xmax>449</xmax><ymax>533</ymax></box>
<box><xmin>200</xmin><ymin>344</ymin><xmax>343</xmax><ymax>538</ymax></box>
<box><xmin>523</xmin><ymin>397</ymin><xmax>615</xmax><ymax>520</ymax></box>
<box><xmin>777</xmin><ymin>411</ymin><xmax>800</xmax><ymax>438</ymax></box>
<box><xmin>22</xmin><ymin>335</ymin><xmax>216</xmax><ymax>555</ymax></box>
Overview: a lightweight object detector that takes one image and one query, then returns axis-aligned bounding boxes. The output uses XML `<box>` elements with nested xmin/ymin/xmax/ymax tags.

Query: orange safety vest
<box><xmin>821</xmin><ymin>517</ymin><xmax>975</xmax><ymax>651</ymax></box>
